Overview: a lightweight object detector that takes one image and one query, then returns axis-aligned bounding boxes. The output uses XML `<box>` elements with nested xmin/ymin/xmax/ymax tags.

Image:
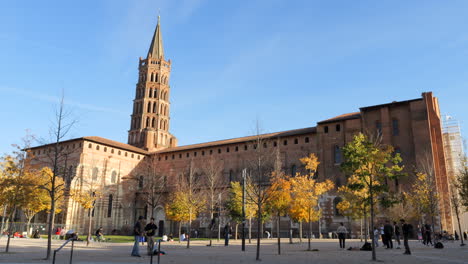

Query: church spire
<box><xmin>147</xmin><ymin>15</ymin><xmax>164</xmax><ymax>59</ymax></box>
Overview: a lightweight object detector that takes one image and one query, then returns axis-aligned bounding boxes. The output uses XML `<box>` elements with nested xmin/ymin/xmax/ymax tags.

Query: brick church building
<box><xmin>26</xmin><ymin>17</ymin><xmax>453</xmax><ymax>237</ymax></box>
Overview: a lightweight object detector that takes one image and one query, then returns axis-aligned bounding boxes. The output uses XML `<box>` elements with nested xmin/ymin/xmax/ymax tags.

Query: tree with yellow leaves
<box><xmin>341</xmin><ymin>133</ymin><xmax>404</xmax><ymax>261</ymax></box>
<box><xmin>266</xmin><ymin>171</ymin><xmax>291</xmax><ymax>254</ymax></box>
<box><xmin>225</xmin><ymin>181</ymin><xmax>256</xmax><ymax>243</ymax></box>
<box><xmin>336</xmin><ymin>174</ymin><xmax>371</xmax><ymax>241</ymax></box>
<box><xmin>289</xmin><ymin>153</ymin><xmax>334</xmax><ymax>251</ymax></box>
<box><xmin>165</xmin><ymin>160</ymin><xmax>205</xmax><ymax>248</ymax></box>
<box><xmin>21</xmin><ymin>168</ymin><xmax>50</xmax><ymax>236</ymax></box>
<box><xmin>407</xmin><ymin>172</ymin><xmax>439</xmax><ymax>230</ymax></box>
<box><xmin>70</xmin><ymin>163</ymin><xmax>102</xmax><ymax>246</ymax></box>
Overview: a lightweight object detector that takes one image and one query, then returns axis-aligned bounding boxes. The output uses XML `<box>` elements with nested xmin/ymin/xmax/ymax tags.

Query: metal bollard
<box><xmin>157</xmin><ymin>239</ymin><xmax>162</xmax><ymax>264</ymax></box>
<box><xmin>69</xmin><ymin>240</ymin><xmax>74</xmax><ymax>264</ymax></box>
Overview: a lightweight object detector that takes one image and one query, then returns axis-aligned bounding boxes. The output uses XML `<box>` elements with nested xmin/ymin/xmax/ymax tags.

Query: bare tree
<box><xmin>138</xmin><ymin>156</ymin><xmax>166</xmax><ymax>218</ymax></box>
<box><xmin>416</xmin><ymin>151</ymin><xmax>440</xmax><ymax>232</ymax></box>
<box><xmin>450</xmin><ymin>155</ymin><xmax>468</xmax><ymax>246</ymax></box>
<box><xmin>202</xmin><ymin>156</ymin><xmax>223</xmax><ymax>246</ymax></box>
<box><xmin>38</xmin><ymin>94</ymin><xmax>77</xmax><ymax>259</ymax></box>
<box><xmin>244</xmin><ymin>122</ymin><xmax>275</xmax><ymax>261</ymax></box>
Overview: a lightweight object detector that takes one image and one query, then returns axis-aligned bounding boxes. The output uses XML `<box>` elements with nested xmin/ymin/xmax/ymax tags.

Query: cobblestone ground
<box><xmin>0</xmin><ymin>237</ymin><xmax>467</xmax><ymax>264</ymax></box>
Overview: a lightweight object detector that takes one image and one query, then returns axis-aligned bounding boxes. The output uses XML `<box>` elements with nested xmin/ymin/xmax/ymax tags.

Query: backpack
<box><xmin>434</xmin><ymin>242</ymin><xmax>444</xmax><ymax>249</ymax></box>
<box><xmin>360</xmin><ymin>242</ymin><xmax>372</xmax><ymax>251</ymax></box>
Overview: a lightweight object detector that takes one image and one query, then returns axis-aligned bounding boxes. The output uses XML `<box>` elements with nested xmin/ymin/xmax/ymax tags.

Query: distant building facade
<box><xmin>25</xmin><ymin>17</ymin><xmax>454</xmax><ymax>237</ymax></box>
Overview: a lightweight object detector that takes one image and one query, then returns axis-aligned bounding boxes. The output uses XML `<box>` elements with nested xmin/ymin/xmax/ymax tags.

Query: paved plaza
<box><xmin>0</xmin><ymin>238</ymin><xmax>467</xmax><ymax>264</ymax></box>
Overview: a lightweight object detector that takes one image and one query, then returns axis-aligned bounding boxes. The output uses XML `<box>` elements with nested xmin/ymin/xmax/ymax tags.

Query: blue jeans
<box><xmin>132</xmin><ymin>235</ymin><xmax>141</xmax><ymax>256</ymax></box>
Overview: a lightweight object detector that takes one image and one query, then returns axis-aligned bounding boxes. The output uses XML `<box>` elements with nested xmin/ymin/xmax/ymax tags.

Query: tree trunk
<box><xmin>87</xmin><ymin>209</ymin><xmax>93</xmax><ymax>246</ymax></box>
<box><xmin>455</xmin><ymin>208</ymin><xmax>465</xmax><ymax>246</ymax></box>
<box><xmin>277</xmin><ymin>213</ymin><xmax>281</xmax><ymax>255</ymax></box>
<box><xmin>178</xmin><ymin>222</ymin><xmax>181</xmax><ymax>243</ymax></box>
<box><xmin>46</xmin><ymin>197</ymin><xmax>56</xmax><ymax>259</ymax></box>
<box><xmin>364</xmin><ymin>210</ymin><xmax>368</xmax><ymax>243</ymax></box>
<box><xmin>235</xmin><ymin>223</ymin><xmax>238</xmax><ymax>240</ymax></box>
<box><xmin>256</xmin><ymin>206</ymin><xmax>261</xmax><ymax>261</ymax></box>
<box><xmin>370</xmin><ymin>183</ymin><xmax>376</xmax><ymax>261</ymax></box>
<box><xmin>26</xmin><ymin>217</ymin><xmax>33</xmax><ymax>237</ymax></box>
<box><xmin>299</xmin><ymin>221</ymin><xmax>303</xmax><ymax>243</ymax></box>
<box><xmin>289</xmin><ymin>218</ymin><xmax>293</xmax><ymax>244</ymax></box>
<box><xmin>187</xmin><ymin>209</ymin><xmax>191</xmax><ymax>249</ymax></box>
<box><xmin>5</xmin><ymin>206</ymin><xmax>16</xmax><ymax>253</ymax></box>
<box><xmin>308</xmin><ymin>219</ymin><xmax>312</xmax><ymax>251</ymax></box>
<box><xmin>249</xmin><ymin>217</ymin><xmax>252</xmax><ymax>244</ymax></box>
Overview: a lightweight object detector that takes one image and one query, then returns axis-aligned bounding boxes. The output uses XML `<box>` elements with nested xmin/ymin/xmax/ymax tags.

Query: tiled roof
<box><xmin>154</xmin><ymin>127</ymin><xmax>317</xmax><ymax>154</ymax></box>
<box><xmin>318</xmin><ymin>112</ymin><xmax>361</xmax><ymax>124</ymax></box>
<box><xmin>27</xmin><ymin>136</ymin><xmax>148</xmax><ymax>155</ymax></box>
<box><xmin>360</xmin><ymin>98</ymin><xmax>422</xmax><ymax>111</ymax></box>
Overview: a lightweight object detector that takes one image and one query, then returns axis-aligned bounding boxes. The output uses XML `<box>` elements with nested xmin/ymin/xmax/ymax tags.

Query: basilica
<box><xmin>26</xmin><ymin>17</ymin><xmax>454</xmax><ymax>237</ymax></box>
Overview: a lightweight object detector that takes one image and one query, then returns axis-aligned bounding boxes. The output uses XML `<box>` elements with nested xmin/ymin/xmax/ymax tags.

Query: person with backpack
<box><xmin>400</xmin><ymin>219</ymin><xmax>411</xmax><ymax>255</ymax></box>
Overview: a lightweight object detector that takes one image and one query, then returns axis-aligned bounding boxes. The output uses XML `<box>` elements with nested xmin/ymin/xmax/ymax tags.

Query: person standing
<box><xmin>380</xmin><ymin>224</ymin><xmax>387</xmax><ymax>247</ymax></box>
<box><xmin>144</xmin><ymin>217</ymin><xmax>158</xmax><ymax>256</ymax></box>
<box><xmin>384</xmin><ymin>220</ymin><xmax>393</xmax><ymax>249</ymax></box>
<box><xmin>401</xmin><ymin>219</ymin><xmax>411</xmax><ymax>255</ymax></box>
<box><xmin>336</xmin><ymin>223</ymin><xmax>348</xmax><ymax>249</ymax></box>
<box><xmin>454</xmin><ymin>230</ymin><xmax>459</xmax><ymax>240</ymax></box>
<box><xmin>224</xmin><ymin>223</ymin><xmax>231</xmax><ymax>246</ymax></box>
<box><xmin>463</xmin><ymin>231</ymin><xmax>467</xmax><ymax>241</ymax></box>
<box><xmin>393</xmin><ymin>221</ymin><xmax>401</xmax><ymax>249</ymax></box>
<box><xmin>131</xmin><ymin>216</ymin><xmax>144</xmax><ymax>257</ymax></box>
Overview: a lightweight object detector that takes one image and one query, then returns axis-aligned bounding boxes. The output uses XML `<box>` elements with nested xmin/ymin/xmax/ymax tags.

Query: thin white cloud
<box><xmin>0</xmin><ymin>86</ymin><xmax>127</xmax><ymax>115</ymax></box>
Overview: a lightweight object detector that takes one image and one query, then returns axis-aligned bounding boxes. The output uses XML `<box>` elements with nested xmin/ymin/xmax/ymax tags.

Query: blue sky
<box><xmin>1</xmin><ymin>0</ymin><xmax>467</xmax><ymax>153</ymax></box>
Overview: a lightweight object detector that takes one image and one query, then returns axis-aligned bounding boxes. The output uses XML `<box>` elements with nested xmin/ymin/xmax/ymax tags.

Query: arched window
<box><xmin>153</xmin><ymin>89</ymin><xmax>158</xmax><ymax>98</ymax></box>
<box><xmin>334</xmin><ymin>145</ymin><xmax>342</xmax><ymax>164</ymax></box>
<box><xmin>160</xmin><ymin>104</ymin><xmax>163</xmax><ymax>115</ymax></box>
<box><xmin>111</xmin><ymin>171</ymin><xmax>117</xmax><ymax>183</ymax></box>
<box><xmin>147</xmin><ymin>103</ymin><xmax>151</xmax><ymax>113</ymax></box>
<box><xmin>153</xmin><ymin>102</ymin><xmax>157</xmax><ymax>113</ymax></box>
<box><xmin>333</xmin><ymin>197</ymin><xmax>343</xmax><ymax>216</ymax></box>
<box><xmin>149</xmin><ymin>88</ymin><xmax>153</xmax><ymax>98</ymax></box>
<box><xmin>150</xmin><ymin>72</ymin><xmax>154</xmax><ymax>82</ymax></box>
<box><xmin>107</xmin><ymin>194</ymin><xmax>113</xmax><ymax>218</ymax></box>
<box><xmin>92</xmin><ymin>167</ymin><xmax>99</xmax><ymax>180</ymax></box>
<box><xmin>291</xmin><ymin>164</ymin><xmax>297</xmax><ymax>177</ymax></box>
<box><xmin>151</xmin><ymin>118</ymin><xmax>155</xmax><ymax>128</ymax></box>
<box><xmin>145</xmin><ymin>117</ymin><xmax>150</xmax><ymax>128</ymax></box>
<box><xmin>156</xmin><ymin>73</ymin><xmax>159</xmax><ymax>82</ymax></box>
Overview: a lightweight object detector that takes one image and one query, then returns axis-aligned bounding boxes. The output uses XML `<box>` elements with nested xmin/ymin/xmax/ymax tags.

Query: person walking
<box><xmin>224</xmin><ymin>223</ymin><xmax>231</xmax><ymax>246</ymax></box>
<box><xmin>454</xmin><ymin>230</ymin><xmax>459</xmax><ymax>241</ymax></box>
<box><xmin>373</xmin><ymin>227</ymin><xmax>380</xmax><ymax>247</ymax></box>
<box><xmin>144</xmin><ymin>217</ymin><xmax>158</xmax><ymax>256</ymax></box>
<box><xmin>384</xmin><ymin>220</ymin><xmax>393</xmax><ymax>249</ymax></box>
<box><xmin>131</xmin><ymin>216</ymin><xmax>144</xmax><ymax>257</ymax></box>
<box><xmin>393</xmin><ymin>221</ymin><xmax>401</xmax><ymax>249</ymax></box>
<box><xmin>424</xmin><ymin>224</ymin><xmax>433</xmax><ymax>246</ymax></box>
<box><xmin>463</xmin><ymin>231</ymin><xmax>467</xmax><ymax>241</ymax></box>
<box><xmin>401</xmin><ymin>219</ymin><xmax>411</xmax><ymax>255</ymax></box>
<box><xmin>337</xmin><ymin>223</ymin><xmax>348</xmax><ymax>249</ymax></box>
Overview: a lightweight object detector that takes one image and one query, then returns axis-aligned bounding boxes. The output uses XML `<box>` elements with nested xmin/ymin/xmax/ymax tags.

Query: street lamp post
<box><xmin>242</xmin><ymin>168</ymin><xmax>246</xmax><ymax>251</ymax></box>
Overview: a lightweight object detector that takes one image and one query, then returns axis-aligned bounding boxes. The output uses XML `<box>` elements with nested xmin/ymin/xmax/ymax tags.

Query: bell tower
<box><xmin>128</xmin><ymin>16</ymin><xmax>177</xmax><ymax>151</ymax></box>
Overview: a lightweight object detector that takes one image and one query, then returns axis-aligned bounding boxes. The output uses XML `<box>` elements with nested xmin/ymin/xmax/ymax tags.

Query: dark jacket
<box><xmin>384</xmin><ymin>224</ymin><xmax>393</xmax><ymax>236</ymax></box>
<box><xmin>144</xmin><ymin>223</ymin><xmax>158</xmax><ymax>237</ymax></box>
<box><xmin>402</xmin><ymin>223</ymin><xmax>411</xmax><ymax>236</ymax></box>
<box><xmin>134</xmin><ymin>221</ymin><xmax>143</xmax><ymax>236</ymax></box>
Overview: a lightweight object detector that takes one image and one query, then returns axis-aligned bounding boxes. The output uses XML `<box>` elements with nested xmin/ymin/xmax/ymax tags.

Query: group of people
<box><xmin>131</xmin><ymin>216</ymin><xmax>166</xmax><ymax>257</ymax></box>
<box><xmin>372</xmin><ymin>219</ymin><xmax>412</xmax><ymax>254</ymax></box>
